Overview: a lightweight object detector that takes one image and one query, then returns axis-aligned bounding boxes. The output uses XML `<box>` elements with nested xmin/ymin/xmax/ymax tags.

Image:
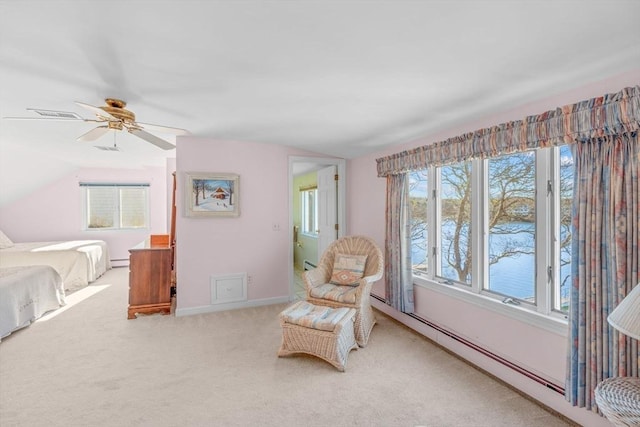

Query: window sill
<box><xmin>413</xmin><ymin>277</ymin><xmax>568</xmax><ymax>337</ymax></box>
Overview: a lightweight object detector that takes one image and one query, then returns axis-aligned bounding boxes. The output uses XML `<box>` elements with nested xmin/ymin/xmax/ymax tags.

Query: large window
<box><xmin>81</xmin><ymin>183</ymin><xmax>150</xmax><ymax>230</ymax></box>
<box><xmin>301</xmin><ymin>187</ymin><xmax>318</xmax><ymax>236</ymax></box>
<box><xmin>409</xmin><ymin>146</ymin><xmax>573</xmax><ymax>317</ymax></box>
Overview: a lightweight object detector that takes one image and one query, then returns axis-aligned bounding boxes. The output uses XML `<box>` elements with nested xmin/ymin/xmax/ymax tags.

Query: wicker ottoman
<box><xmin>278</xmin><ymin>301</ymin><xmax>357</xmax><ymax>372</ymax></box>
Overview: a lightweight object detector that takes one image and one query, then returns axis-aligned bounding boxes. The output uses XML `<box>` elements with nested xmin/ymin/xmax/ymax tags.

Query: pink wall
<box><xmin>175</xmin><ymin>137</ymin><xmax>317</xmax><ymax>311</ymax></box>
<box><xmin>346</xmin><ymin>154</ymin><xmax>387</xmax><ymax>295</ymax></box>
<box><xmin>346</xmin><ymin>69</ymin><xmax>639</xmax><ymax>425</ymax></box>
<box><xmin>0</xmin><ymin>166</ymin><xmax>169</xmax><ymax>262</ymax></box>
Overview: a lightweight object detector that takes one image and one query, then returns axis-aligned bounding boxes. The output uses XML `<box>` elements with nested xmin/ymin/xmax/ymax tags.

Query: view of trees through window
<box><xmin>440</xmin><ymin>162</ymin><xmax>472</xmax><ymax>284</ymax></box>
<box><xmin>487</xmin><ymin>152</ymin><xmax>535</xmax><ymax>301</ymax></box>
<box><xmin>409</xmin><ymin>146</ymin><xmax>573</xmax><ymax>314</ymax></box>
<box><xmin>409</xmin><ymin>171</ymin><xmax>428</xmax><ymax>274</ymax></box>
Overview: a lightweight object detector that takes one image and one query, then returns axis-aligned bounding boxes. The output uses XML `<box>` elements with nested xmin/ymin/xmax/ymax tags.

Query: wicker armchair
<box><xmin>303</xmin><ymin>235</ymin><xmax>383</xmax><ymax>347</ymax></box>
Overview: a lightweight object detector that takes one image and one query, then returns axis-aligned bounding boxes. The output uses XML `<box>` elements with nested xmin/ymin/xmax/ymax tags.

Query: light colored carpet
<box><xmin>0</xmin><ymin>267</ymin><xmax>573</xmax><ymax>427</ymax></box>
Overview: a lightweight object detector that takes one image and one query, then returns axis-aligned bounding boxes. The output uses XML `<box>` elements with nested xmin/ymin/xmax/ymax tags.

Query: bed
<box><xmin>0</xmin><ymin>231</ymin><xmax>111</xmax><ymax>293</ymax></box>
<box><xmin>0</xmin><ymin>265</ymin><xmax>66</xmax><ymax>340</ymax></box>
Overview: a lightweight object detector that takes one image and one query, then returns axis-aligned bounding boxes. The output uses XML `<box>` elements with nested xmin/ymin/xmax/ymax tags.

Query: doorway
<box><xmin>288</xmin><ymin>156</ymin><xmax>346</xmax><ymax>300</ymax></box>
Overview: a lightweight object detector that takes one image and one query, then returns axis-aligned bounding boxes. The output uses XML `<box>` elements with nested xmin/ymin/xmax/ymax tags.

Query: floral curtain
<box><xmin>565</xmin><ymin>132</ymin><xmax>639</xmax><ymax>410</ymax></box>
<box><xmin>384</xmin><ymin>173</ymin><xmax>414</xmax><ymax>313</ymax></box>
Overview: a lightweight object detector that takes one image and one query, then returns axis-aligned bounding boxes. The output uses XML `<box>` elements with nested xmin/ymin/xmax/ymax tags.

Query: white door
<box><xmin>317</xmin><ymin>165</ymin><xmax>338</xmax><ymax>256</ymax></box>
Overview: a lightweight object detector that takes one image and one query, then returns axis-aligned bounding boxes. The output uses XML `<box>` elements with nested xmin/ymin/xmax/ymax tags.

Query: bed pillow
<box><xmin>330</xmin><ymin>253</ymin><xmax>367</xmax><ymax>286</ymax></box>
<box><xmin>0</xmin><ymin>230</ymin><xmax>14</xmax><ymax>249</ymax></box>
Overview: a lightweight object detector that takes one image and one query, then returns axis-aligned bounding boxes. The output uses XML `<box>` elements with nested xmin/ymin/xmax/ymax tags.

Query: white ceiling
<box><xmin>1</xmin><ymin>1</ymin><xmax>639</xmax><ymax>203</ymax></box>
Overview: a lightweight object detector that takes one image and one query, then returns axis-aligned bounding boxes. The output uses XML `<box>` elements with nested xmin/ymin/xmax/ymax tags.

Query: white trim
<box><xmin>175</xmin><ymin>296</ymin><xmax>290</xmax><ymax>317</ymax></box>
<box><xmin>472</xmin><ymin>158</ymin><xmax>486</xmax><ymax>292</ymax></box>
<box><xmin>535</xmin><ymin>149</ymin><xmax>553</xmax><ymax>315</ymax></box>
<box><xmin>413</xmin><ymin>277</ymin><xmax>568</xmax><ymax>336</ymax></box>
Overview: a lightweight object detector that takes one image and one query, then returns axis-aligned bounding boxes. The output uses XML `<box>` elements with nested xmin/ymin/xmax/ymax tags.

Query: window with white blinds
<box><xmin>80</xmin><ymin>183</ymin><xmax>150</xmax><ymax>230</ymax></box>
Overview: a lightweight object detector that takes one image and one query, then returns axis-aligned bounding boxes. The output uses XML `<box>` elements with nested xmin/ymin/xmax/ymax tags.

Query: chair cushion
<box><xmin>281</xmin><ymin>301</ymin><xmax>351</xmax><ymax>331</ymax></box>
<box><xmin>309</xmin><ymin>283</ymin><xmax>358</xmax><ymax>304</ymax></box>
<box><xmin>330</xmin><ymin>253</ymin><xmax>367</xmax><ymax>286</ymax></box>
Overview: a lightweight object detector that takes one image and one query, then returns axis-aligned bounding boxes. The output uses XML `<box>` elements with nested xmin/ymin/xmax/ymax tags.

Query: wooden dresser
<box><xmin>127</xmin><ymin>239</ymin><xmax>172</xmax><ymax>319</ymax></box>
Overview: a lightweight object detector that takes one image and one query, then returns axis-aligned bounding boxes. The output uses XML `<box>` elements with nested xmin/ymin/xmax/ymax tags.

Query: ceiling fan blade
<box><xmin>129</xmin><ymin>128</ymin><xmax>176</xmax><ymax>150</ymax></box>
<box><xmin>136</xmin><ymin>122</ymin><xmax>190</xmax><ymax>135</ymax></box>
<box><xmin>25</xmin><ymin>108</ymin><xmax>84</xmax><ymax>120</ymax></box>
<box><xmin>77</xmin><ymin>126</ymin><xmax>110</xmax><ymax>142</ymax></box>
<box><xmin>74</xmin><ymin>101</ymin><xmax>118</xmax><ymax>120</ymax></box>
<box><xmin>3</xmin><ymin>116</ymin><xmax>83</xmax><ymax>122</ymax></box>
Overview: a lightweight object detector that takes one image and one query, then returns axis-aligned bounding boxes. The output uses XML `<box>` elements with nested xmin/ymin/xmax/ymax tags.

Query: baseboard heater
<box><xmin>370</xmin><ymin>294</ymin><xmax>565</xmax><ymax>395</ymax></box>
<box><xmin>303</xmin><ymin>260</ymin><xmax>316</xmax><ymax>271</ymax></box>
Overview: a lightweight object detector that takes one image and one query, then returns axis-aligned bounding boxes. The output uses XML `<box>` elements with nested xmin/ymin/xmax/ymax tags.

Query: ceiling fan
<box><xmin>15</xmin><ymin>98</ymin><xmax>189</xmax><ymax>150</ymax></box>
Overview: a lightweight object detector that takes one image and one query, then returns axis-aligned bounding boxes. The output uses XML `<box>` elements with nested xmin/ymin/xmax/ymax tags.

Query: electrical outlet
<box><xmin>272</xmin><ymin>223</ymin><xmax>281</xmax><ymax>231</ymax></box>
<box><xmin>247</xmin><ymin>275</ymin><xmax>253</xmax><ymax>285</ymax></box>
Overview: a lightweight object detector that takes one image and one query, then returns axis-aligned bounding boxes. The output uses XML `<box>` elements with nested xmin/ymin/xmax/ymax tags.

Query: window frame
<box><xmin>80</xmin><ymin>183</ymin><xmax>151</xmax><ymax>231</ymax></box>
<box><xmin>410</xmin><ymin>146</ymin><xmax>570</xmax><ymax>335</ymax></box>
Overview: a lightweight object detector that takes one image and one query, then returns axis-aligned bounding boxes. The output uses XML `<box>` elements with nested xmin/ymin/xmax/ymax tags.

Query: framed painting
<box><xmin>185</xmin><ymin>172</ymin><xmax>239</xmax><ymax>217</ymax></box>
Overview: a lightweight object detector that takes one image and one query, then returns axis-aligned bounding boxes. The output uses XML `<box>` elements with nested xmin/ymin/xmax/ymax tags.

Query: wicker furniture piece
<box><xmin>595</xmin><ymin>377</ymin><xmax>640</xmax><ymax>426</ymax></box>
<box><xmin>303</xmin><ymin>235</ymin><xmax>383</xmax><ymax>347</ymax></box>
<box><xmin>278</xmin><ymin>301</ymin><xmax>357</xmax><ymax>372</ymax></box>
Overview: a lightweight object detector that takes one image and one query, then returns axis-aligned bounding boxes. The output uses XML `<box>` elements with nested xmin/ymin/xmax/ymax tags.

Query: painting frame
<box><xmin>184</xmin><ymin>172</ymin><xmax>240</xmax><ymax>218</ymax></box>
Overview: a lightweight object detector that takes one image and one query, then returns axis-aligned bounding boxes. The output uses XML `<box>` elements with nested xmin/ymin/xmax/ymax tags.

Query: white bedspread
<box><xmin>0</xmin><ymin>240</ymin><xmax>111</xmax><ymax>292</ymax></box>
<box><xmin>0</xmin><ymin>265</ymin><xmax>65</xmax><ymax>340</ymax></box>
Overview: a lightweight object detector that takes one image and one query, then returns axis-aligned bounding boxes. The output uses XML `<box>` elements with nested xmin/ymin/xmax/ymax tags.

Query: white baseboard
<box><xmin>175</xmin><ymin>296</ymin><xmax>290</xmax><ymax>317</ymax></box>
<box><xmin>110</xmin><ymin>259</ymin><xmax>129</xmax><ymax>268</ymax></box>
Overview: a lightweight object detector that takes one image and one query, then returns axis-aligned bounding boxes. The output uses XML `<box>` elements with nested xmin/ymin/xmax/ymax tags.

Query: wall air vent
<box><xmin>94</xmin><ymin>146</ymin><xmax>120</xmax><ymax>152</ymax></box>
<box><xmin>27</xmin><ymin>108</ymin><xmax>82</xmax><ymax>120</ymax></box>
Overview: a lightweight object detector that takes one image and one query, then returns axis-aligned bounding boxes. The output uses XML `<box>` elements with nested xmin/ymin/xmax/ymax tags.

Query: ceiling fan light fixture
<box><xmin>107</xmin><ymin>121</ymin><xmax>124</xmax><ymax>131</ymax></box>
<box><xmin>99</xmin><ymin>98</ymin><xmax>136</xmax><ymax>123</ymax></box>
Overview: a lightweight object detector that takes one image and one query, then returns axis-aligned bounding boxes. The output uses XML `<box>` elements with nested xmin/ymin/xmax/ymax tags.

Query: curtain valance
<box><xmin>376</xmin><ymin>85</ymin><xmax>640</xmax><ymax>177</ymax></box>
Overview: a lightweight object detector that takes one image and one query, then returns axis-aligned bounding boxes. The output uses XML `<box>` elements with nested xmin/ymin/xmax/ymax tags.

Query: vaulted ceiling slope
<box><xmin>1</xmin><ymin>0</ymin><xmax>639</xmax><ymax>205</ymax></box>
